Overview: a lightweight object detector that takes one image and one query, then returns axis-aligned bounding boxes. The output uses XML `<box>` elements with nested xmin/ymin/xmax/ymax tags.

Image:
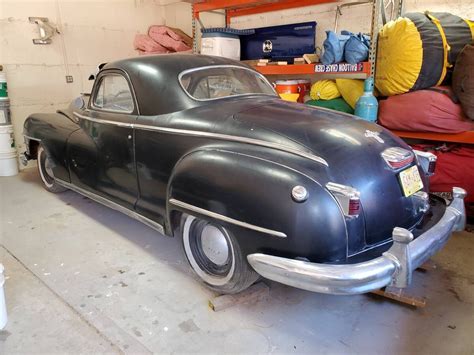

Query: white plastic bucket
<box><xmin>0</xmin><ymin>264</ymin><xmax>7</xmax><ymax>330</ymax></box>
<box><xmin>0</xmin><ymin>150</ymin><xmax>18</xmax><ymax>176</ymax></box>
<box><xmin>0</xmin><ymin>98</ymin><xmax>11</xmax><ymax>125</ymax></box>
<box><xmin>0</xmin><ymin>125</ymin><xmax>14</xmax><ymax>151</ymax></box>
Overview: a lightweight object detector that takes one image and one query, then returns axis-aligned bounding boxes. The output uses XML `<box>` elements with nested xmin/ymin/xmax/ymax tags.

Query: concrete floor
<box><xmin>1</xmin><ymin>168</ymin><xmax>473</xmax><ymax>354</ymax></box>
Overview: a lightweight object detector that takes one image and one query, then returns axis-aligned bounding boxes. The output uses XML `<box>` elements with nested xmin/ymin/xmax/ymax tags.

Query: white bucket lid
<box><xmin>0</xmin><ymin>125</ymin><xmax>13</xmax><ymax>133</ymax></box>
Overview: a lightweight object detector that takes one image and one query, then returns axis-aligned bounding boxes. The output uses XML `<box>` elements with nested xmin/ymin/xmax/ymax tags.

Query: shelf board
<box><xmin>390</xmin><ymin>130</ymin><xmax>474</xmax><ymax>145</ymax></box>
<box><xmin>192</xmin><ymin>0</ymin><xmax>337</xmax><ymax>23</ymax></box>
<box><xmin>253</xmin><ymin>61</ymin><xmax>371</xmax><ymax>78</ymax></box>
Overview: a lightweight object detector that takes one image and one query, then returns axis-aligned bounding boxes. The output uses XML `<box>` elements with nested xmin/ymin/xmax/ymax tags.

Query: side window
<box><xmin>93</xmin><ymin>75</ymin><xmax>134</xmax><ymax>113</ymax></box>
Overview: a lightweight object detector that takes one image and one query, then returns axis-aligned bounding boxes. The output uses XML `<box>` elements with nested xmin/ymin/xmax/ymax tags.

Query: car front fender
<box><xmin>167</xmin><ymin>149</ymin><xmax>348</xmax><ymax>263</ymax></box>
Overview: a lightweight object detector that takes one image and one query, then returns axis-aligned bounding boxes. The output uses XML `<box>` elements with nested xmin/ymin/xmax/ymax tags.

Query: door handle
<box><xmin>127</xmin><ymin>135</ymin><xmax>132</xmax><ymax>140</ymax></box>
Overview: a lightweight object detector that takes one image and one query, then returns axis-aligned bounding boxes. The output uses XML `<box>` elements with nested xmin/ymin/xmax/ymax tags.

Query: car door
<box><xmin>67</xmin><ymin>71</ymin><xmax>139</xmax><ymax>210</ymax></box>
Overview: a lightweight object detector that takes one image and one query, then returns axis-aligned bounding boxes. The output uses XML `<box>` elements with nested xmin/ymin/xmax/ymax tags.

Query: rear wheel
<box><xmin>37</xmin><ymin>145</ymin><xmax>66</xmax><ymax>193</ymax></box>
<box><xmin>181</xmin><ymin>214</ymin><xmax>259</xmax><ymax>294</ymax></box>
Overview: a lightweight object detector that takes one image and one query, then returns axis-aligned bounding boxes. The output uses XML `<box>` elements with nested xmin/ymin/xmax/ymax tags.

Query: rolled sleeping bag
<box><xmin>376</xmin><ymin>12</ymin><xmax>474</xmax><ymax>96</ymax></box>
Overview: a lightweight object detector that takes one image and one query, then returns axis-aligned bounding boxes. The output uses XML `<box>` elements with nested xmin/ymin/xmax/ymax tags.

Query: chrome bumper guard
<box><xmin>247</xmin><ymin>187</ymin><xmax>467</xmax><ymax>295</ymax></box>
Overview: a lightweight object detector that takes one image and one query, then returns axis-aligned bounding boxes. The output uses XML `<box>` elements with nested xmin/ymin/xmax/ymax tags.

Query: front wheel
<box><xmin>181</xmin><ymin>214</ymin><xmax>259</xmax><ymax>294</ymax></box>
<box><xmin>37</xmin><ymin>145</ymin><xmax>66</xmax><ymax>193</ymax></box>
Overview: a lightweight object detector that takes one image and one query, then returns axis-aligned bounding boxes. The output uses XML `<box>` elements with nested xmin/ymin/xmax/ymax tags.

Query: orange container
<box><xmin>274</xmin><ymin>80</ymin><xmax>300</xmax><ymax>95</ymax></box>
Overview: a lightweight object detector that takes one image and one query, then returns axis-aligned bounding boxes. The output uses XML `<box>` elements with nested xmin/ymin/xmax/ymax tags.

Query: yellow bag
<box><xmin>375</xmin><ymin>12</ymin><xmax>474</xmax><ymax>96</ymax></box>
<box><xmin>310</xmin><ymin>80</ymin><xmax>340</xmax><ymax>100</ymax></box>
<box><xmin>335</xmin><ymin>79</ymin><xmax>364</xmax><ymax>109</ymax></box>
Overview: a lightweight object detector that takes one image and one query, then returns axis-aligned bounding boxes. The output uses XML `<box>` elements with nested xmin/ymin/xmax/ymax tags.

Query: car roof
<box><xmin>101</xmin><ymin>54</ymin><xmax>250</xmax><ymax>116</ymax></box>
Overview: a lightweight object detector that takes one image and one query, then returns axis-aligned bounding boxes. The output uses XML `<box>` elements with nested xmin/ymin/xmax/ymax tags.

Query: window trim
<box><xmin>178</xmin><ymin>65</ymin><xmax>278</xmax><ymax>102</ymax></box>
<box><xmin>90</xmin><ymin>70</ymin><xmax>138</xmax><ymax>115</ymax></box>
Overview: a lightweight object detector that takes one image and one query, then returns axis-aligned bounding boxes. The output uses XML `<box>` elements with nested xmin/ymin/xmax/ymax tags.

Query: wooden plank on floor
<box><xmin>209</xmin><ymin>282</ymin><xmax>269</xmax><ymax>312</ymax></box>
<box><xmin>371</xmin><ymin>286</ymin><xmax>426</xmax><ymax>308</ymax></box>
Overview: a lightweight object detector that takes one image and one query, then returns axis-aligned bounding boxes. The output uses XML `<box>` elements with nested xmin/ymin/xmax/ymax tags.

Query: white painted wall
<box><xmin>0</xmin><ymin>0</ymin><xmax>165</xmax><ymax>154</ymax></box>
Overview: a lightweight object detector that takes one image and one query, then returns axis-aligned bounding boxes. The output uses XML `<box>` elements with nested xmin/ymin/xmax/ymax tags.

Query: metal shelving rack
<box><xmin>191</xmin><ymin>0</ymin><xmax>396</xmax><ymax>78</ymax></box>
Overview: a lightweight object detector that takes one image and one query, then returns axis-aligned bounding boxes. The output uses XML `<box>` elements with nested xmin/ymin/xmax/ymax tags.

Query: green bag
<box><xmin>306</xmin><ymin>97</ymin><xmax>354</xmax><ymax>114</ymax></box>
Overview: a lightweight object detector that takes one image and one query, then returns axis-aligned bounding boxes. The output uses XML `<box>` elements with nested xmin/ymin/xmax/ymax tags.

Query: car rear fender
<box><xmin>166</xmin><ymin>149</ymin><xmax>349</xmax><ymax>262</ymax></box>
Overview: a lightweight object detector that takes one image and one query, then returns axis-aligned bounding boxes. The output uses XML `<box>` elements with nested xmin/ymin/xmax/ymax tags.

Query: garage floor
<box><xmin>1</xmin><ymin>168</ymin><xmax>473</xmax><ymax>354</ymax></box>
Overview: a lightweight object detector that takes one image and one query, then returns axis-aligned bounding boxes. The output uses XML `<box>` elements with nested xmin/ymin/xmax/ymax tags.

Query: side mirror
<box><xmin>72</xmin><ymin>96</ymin><xmax>85</xmax><ymax>110</ymax></box>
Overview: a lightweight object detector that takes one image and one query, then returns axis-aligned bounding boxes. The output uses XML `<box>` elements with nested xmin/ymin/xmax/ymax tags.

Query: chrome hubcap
<box><xmin>45</xmin><ymin>157</ymin><xmax>54</xmax><ymax>178</ymax></box>
<box><xmin>200</xmin><ymin>225</ymin><xmax>229</xmax><ymax>265</ymax></box>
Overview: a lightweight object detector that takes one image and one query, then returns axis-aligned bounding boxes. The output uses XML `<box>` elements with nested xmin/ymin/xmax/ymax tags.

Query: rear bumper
<box><xmin>247</xmin><ymin>187</ymin><xmax>467</xmax><ymax>295</ymax></box>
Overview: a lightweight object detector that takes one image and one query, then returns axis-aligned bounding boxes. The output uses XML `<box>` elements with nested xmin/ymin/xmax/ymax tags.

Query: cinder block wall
<box><xmin>0</xmin><ymin>0</ymin><xmax>165</xmax><ymax>155</ymax></box>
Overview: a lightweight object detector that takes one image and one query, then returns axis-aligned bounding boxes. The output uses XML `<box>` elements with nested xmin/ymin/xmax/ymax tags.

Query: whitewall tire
<box><xmin>37</xmin><ymin>145</ymin><xmax>66</xmax><ymax>193</ymax></box>
<box><xmin>181</xmin><ymin>214</ymin><xmax>259</xmax><ymax>294</ymax></box>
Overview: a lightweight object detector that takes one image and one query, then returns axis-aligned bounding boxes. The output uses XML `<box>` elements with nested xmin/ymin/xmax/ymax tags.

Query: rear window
<box><xmin>179</xmin><ymin>66</ymin><xmax>276</xmax><ymax>101</ymax></box>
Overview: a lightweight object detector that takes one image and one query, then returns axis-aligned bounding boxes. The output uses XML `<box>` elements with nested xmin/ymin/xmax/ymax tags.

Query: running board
<box><xmin>56</xmin><ymin>179</ymin><xmax>165</xmax><ymax>235</ymax></box>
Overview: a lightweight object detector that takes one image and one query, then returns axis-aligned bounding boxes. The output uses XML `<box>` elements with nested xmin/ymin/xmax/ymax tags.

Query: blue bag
<box><xmin>321</xmin><ymin>31</ymin><xmax>351</xmax><ymax>65</ymax></box>
<box><xmin>344</xmin><ymin>33</ymin><xmax>371</xmax><ymax>64</ymax></box>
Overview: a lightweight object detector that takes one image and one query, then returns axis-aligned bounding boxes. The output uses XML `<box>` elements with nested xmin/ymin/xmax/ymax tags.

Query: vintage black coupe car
<box><xmin>23</xmin><ymin>54</ymin><xmax>466</xmax><ymax>295</ymax></box>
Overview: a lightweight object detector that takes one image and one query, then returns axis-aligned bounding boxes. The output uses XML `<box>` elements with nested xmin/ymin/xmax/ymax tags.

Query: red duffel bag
<box><xmin>378</xmin><ymin>87</ymin><xmax>474</xmax><ymax>133</ymax></box>
<box><xmin>411</xmin><ymin>144</ymin><xmax>474</xmax><ymax>203</ymax></box>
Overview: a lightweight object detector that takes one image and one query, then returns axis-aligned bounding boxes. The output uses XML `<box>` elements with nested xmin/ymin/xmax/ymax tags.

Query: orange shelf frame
<box><xmin>193</xmin><ymin>0</ymin><xmax>336</xmax><ymax>24</ymax></box>
<box><xmin>254</xmin><ymin>61</ymin><xmax>371</xmax><ymax>77</ymax></box>
<box><xmin>390</xmin><ymin>130</ymin><xmax>474</xmax><ymax>145</ymax></box>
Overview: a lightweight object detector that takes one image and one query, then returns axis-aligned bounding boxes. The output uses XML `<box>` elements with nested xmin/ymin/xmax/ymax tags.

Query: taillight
<box><xmin>381</xmin><ymin>147</ymin><xmax>414</xmax><ymax>170</ymax></box>
<box><xmin>348</xmin><ymin>197</ymin><xmax>360</xmax><ymax>216</ymax></box>
<box><xmin>326</xmin><ymin>182</ymin><xmax>361</xmax><ymax>218</ymax></box>
<box><xmin>413</xmin><ymin>150</ymin><xmax>437</xmax><ymax>176</ymax></box>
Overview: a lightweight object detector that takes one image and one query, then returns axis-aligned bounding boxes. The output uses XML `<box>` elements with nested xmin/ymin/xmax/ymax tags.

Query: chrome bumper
<box><xmin>247</xmin><ymin>187</ymin><xmax>467</xmax><ymax>295</ymax></box>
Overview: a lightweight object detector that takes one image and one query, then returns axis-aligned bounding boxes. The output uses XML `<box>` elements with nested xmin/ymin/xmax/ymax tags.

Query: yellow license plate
<box><xmin>399</xmin><ymin>165</ymin><xmax>424</xmax><ymax>197</ymax></box>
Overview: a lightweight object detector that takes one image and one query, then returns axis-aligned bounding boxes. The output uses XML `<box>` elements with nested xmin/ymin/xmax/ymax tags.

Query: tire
<box><xmin>181</xmin><ymin>214</ymin><xmax>259</xmax><ymax>294</ymax></box>
<box><xmin>37</xmin><ymin>145</ymin><xmax>67</xmax><ymax>193</ymax></box>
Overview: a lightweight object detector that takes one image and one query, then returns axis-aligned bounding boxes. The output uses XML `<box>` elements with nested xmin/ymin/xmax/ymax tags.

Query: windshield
<box><xmin>179</xmin><ymin>66</ymin><xmax>276</xmax><ymax>101</ymax></box>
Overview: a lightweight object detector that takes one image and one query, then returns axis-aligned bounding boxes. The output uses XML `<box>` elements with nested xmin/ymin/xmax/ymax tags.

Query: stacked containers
<box><xmin>0</xmin><ymin>71</ymin><xmax>18</xmax><ymax>176</ymax></box>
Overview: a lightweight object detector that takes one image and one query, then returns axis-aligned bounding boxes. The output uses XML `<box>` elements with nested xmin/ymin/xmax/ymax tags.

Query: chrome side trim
<box><xmin>169</xmin><ymin>198</ymin><xmax>287</xmax><ymax>238</ymax></box>
<box><xmin>23</xmin><ymin>134</ymin><xmax>42</xmax><ymax>142</ymax></box>
<box><xmin>55</xmin><ymin>179</ymin><xmax>165</xmax><ymax>235</ymax></box>
<box><xmin>73</xmin><ymin>112</ymin><xmax>133</xmax><ymax>128</ymax></box>
<box><xmin>135</xmin><ymin>123</ymin><xmax>328</xmax><ymax>166</ymax></box>
<box><xmin>248</xmin><ymin>187</ymin><xmax>467</xmax><ymax>295</ymax></box>
<box><xmin>73</xmin><ymin>112</ymin><xmax>328</xmax><ymax>167</ymax></box>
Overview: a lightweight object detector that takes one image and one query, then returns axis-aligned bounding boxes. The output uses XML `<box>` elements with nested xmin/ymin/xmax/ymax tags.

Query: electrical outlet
<box><xmin>65</xmin><ymin>75</ymin><xmax>74</xmax><ymax>83</ymax></box>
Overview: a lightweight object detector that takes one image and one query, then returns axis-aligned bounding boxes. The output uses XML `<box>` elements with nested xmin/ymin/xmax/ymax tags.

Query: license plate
<box><xmin>399</xmin><ymin>165</ymin><xmax>424</xmax><ymax>197</ymax></box>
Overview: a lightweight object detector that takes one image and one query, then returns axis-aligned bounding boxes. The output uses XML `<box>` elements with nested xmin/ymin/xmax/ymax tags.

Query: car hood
<box><xmin>233</xmin><ymin>99</ymin><xmax>427</xmax><ymax>246</ymax></box>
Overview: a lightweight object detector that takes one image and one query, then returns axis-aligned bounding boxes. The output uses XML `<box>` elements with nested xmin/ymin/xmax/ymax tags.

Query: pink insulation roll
<box><xmin>133</xmin><ymin>34</ymin><xmax>169</xmax><ymax>54</ymax></box>
<box><xmin>148</xmin><ymin>26</ymin><xmax>192</xmax><ymax>52</ymax></box>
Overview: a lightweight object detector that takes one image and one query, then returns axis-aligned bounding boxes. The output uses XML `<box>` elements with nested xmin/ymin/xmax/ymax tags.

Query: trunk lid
<box><xmin>233</xmin><ymin>99</ymin><xmax>427</xmax><ymax>246</ymax></box>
